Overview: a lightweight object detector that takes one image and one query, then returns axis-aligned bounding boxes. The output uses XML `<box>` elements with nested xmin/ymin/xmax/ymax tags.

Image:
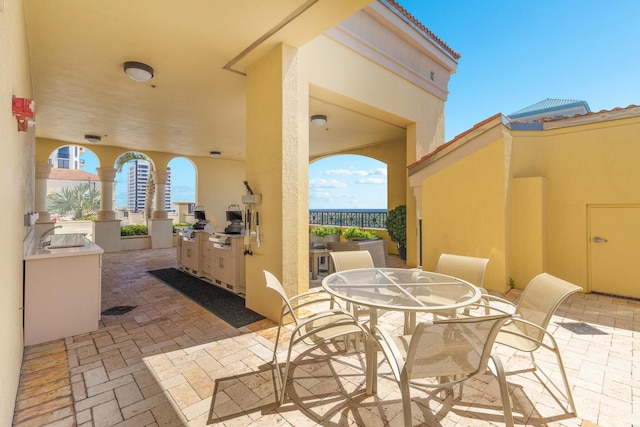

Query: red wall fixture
<box><xmin>12</xmin><ymin>97</ymin><xmax>35</xmax><ymax>132</ymax></box>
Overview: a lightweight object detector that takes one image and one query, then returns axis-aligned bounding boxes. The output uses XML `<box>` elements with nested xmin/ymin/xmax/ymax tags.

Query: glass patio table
<box><xmin>322</xmin><ymin>267</ymin><xmax>482</xmax><ymax>395</ymax></box>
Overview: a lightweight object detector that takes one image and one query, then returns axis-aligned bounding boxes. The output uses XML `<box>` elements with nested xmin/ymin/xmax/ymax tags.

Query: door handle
<box><xmin>592</xmin><ymin>236</ymin><xmax>608</xmax><ymax>243</ymax></box>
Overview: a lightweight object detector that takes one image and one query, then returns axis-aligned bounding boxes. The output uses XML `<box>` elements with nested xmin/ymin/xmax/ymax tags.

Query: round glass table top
<box><xmin>322</xmin><ymin>267</ymin><xmax>482</xmax><ymax>313</ymax></box>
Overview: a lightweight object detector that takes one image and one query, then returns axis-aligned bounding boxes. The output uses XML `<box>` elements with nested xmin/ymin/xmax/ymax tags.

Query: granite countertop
<box><xmin>25</xmin><ymin>233</ymin><xmax>104</xmax><ymax>260</ymax></box>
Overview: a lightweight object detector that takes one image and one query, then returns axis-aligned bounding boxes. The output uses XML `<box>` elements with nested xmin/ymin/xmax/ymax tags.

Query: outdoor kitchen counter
<box><xmin>25</xmin><ymin>233</ymin><xmax>104</xmax><ymax>260</ymax></box>
<box><xmin>24</xmin><ymin>233</ymin><xmax>104</xmax><ymax>346</ymax></box>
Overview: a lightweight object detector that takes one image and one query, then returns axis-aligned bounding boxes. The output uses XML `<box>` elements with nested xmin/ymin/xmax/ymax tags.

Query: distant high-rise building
<box><xmin>48</xmin><ymin>145</ymin><xmax>85</xmax><ymax>169</ymax></box>
<box><xmin>127</xmin><ymin>160</ymin><xmax>172</xmax><ymax>212</ymax></box>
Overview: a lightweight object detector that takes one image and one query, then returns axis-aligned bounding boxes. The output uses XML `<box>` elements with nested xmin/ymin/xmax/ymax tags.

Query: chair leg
<box><xmin>399</xmin><ymin>376</ymin><xmax>413</xmax><ymax>427</ymax></box>
<box><xmin>279</xmin><ymin>337</ymin><xmax>297</xmax><ymax>405</ymax></box>
<box><xmin>489</xmin><ymin>352</ymin><xmax>514</xmax><ymax>427</ymax></box>
<box><xmin>530</xmin><ymin>338</ymin><xmax>577</xmax><ymax>416</ymax></box>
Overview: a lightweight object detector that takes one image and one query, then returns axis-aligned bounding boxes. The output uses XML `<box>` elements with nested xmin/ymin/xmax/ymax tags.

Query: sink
<box><xmin>46</xmin><ymin>244</ymin><xmax>85</xmax><ymax>249</ymax></box>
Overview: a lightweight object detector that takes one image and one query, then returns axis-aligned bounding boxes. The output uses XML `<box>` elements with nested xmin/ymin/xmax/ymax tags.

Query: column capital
<box><xmin>96</xmin><ymin>167</ymin><xmax>117</xmax><ymax>182</ymax></box>
<box><xmin>35</xmin><ymin>162</ymin><xmax>52</xmax><ymax>179</ymax></box>
<box><xmin>151</xmin><ymin>170</ymin><xmax>169</xmax><ymax>185</ymax></box>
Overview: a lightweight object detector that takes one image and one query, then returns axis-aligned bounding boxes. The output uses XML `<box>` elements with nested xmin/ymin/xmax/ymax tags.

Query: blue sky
<box><xmin>81</xmin><ymin>1</ymin><xmax>640</xmax><ymax>210</ymax></box>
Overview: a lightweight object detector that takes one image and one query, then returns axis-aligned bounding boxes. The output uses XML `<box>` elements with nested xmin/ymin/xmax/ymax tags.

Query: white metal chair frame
<box><xmin>329</xmin><ymin>251</ymin><xmax>383</xmax><ymax>348</ymax></box>
<box><xmin>485</xmin><ymin>272</ymin><xmax>582</xmax><ymax>416</ymax></box>
<box><xmin>368</xmin><ymin>308</ymin><xmax>516</xmax><ymax>427</ymax></box>
<box><xmin>407</xmin><ymin>253</ymin><xmax>490</xmax><ymax>330</ymax></box>
<box><xmin>264</xmin><ymin>270</ymin><xmax>367</xmax><ymax>405</ymax></box>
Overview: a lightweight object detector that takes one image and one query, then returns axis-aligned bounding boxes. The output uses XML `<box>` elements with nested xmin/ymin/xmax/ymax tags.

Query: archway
<box><xmin>309</xmin><ymin>154</ymin><xmax>387</xmax><ymax>209</ymax></box>
<box><xmin>167</xmin><ymin>157</ymin><xmax>196</xmax><ymax>223</ymax></box>
<box><xmin>46</xmin><ymin>145</ymin><xmax>101</xmax><ymax>224</ymax></box>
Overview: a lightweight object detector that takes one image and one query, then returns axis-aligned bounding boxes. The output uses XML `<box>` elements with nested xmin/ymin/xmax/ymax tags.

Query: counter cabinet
<box><xmin>177</xmin><ymin>232</ymin><xmax>246</xmax><ymax>296</ymax></box>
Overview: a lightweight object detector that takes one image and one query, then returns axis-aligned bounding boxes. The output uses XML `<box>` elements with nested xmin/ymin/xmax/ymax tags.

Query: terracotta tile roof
<box><xmin>386</xmin><ymin>0</ymin><xmax>461</xmax><ymax>59</ymax></box>
<box><xmin>408</xmin><ymin>113</ymin><xmax>503</xmax><ymax>171</ymax></box>
<box><xmin>49</xmin><ymin>167</ymin><xmax>99</xmax><ymax>181</ymax></box>
<box><xmin>409</xmin><ymin>103</ymin><xmax>640</xmax><ymax>173</ymax></box>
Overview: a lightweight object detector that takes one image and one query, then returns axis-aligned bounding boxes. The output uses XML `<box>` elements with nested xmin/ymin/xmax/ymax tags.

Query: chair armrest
<box><xmin>482</xmin><ymin>294</ymin><xmax>517</xmax><ymax>310</ymax></box>
<box><xmin>371</xmin><ymin>325</ymin><xmax>412</xmax><ymax>381</ymax></box>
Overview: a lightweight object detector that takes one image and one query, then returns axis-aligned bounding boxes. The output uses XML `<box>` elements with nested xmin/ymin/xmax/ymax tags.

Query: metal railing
<box><xmin>309</xmin><ymin>209</ymin><xmax>387</xmax><ymax>229</ymax></box>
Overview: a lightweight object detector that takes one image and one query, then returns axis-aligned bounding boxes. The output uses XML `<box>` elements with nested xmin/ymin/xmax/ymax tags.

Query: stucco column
<box><xmin>151</xmin><ymin>171</ymin><xmax>169</xmax><ymax>219</ymax></box>
<box><xmin>96</xmin><ymin>167</ymin><xmax>117</xmax><ymax>221</ymax></box>
<box><xmin>35</xmin><ymin>162</ymin><xmax>52</xmax><ymax>223</ymax></box>
<box><xmin>244</xmin><ymin>43</ymin><xmax>309</xmax><ymax>321</ymax></box>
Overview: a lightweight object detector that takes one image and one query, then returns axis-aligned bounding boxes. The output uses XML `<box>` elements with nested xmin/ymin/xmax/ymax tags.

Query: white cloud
<box><xmin>309</xmin><ymin>178</ymin><xmax>348</xmax><ymax>188</ymax></box>
<box><xmin>324</xmin><ymin>168</ymin><xmax>368</xmax><ymax>176</ymax></box>
<box><xmin>309</xmin><ymin>190</ymin><xmax>333</xmax><ymax>200</ymax></box>
<box><xmin>355</xmin><ymin>177</ymin><xmax>387</xmax><ymax>184</ymax></box>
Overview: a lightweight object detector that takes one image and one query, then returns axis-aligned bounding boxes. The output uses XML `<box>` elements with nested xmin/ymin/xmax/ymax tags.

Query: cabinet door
<box><xmin>213</xmin><ymin>249</ymin><xmax>236</xmax><ymax>285</ymax></box>
<box><xmin>200</xmin><ymin>241</ymin><xmax>213</xmax><ymax>277</ymax></box>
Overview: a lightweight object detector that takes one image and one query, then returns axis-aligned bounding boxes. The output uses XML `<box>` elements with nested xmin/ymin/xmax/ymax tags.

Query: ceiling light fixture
<box><xmin>209</xmin><ymin>151</ymin><xmax>221</xmax><ymax>158</ymax></box>
<box><xmin>84</xmin><ymin>134</ymin><xmax>101</xmax><ymax>144</ymax></box>
<box><xmin>310</xmin><ymin>114</ymin><xmax>327</xmax><ymax>126</ymax></box>
<box><xmin>123</xmin><ymin>61</ymin><xmax>154</xmax><ymax>82</ymax></box>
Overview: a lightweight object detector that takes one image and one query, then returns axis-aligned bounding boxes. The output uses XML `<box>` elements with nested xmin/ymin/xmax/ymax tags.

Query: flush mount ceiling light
<box><xmin>84</xmin><ymin>134</ymin><xmax>102</xmax><ymax>144</ymax></box>
<box><xmin>209</xmin><ymin>151</ymin><xmax>221</xmax><ymax>158</ymax></box>
<box><xmin>123</xmin><ymin>61</ymin><xmax>154</xmax><ymax>82</ymax></box>
<box><xmin>310</xmin><ymin>114</ymin><xmax>327</xmax><ymax>126</ymax></box>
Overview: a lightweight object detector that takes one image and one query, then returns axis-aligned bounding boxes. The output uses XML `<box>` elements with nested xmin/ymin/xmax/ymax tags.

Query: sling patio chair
<box><xmin>485</xmin><ymin>272</ymin><xmax>582</xmax><ymax>416</ymax></box>
<box><xmin>329</xmin><ymin>250</ymin><xmax>393</xmax><ymax>348</ymax></box>
<box><xmin>368</xmin><ymin>307</ymin><xmax>516</xmax><ymax>426</ymax></box>
<box><xmin>264</xmin><ymin>270</ymin><xmax>367</xmax><ymax>405</ymax></box>
<box><xmin>406</xmin><ymin>253</ymin><xmax>490</xmax><ymax>330</ymax></box>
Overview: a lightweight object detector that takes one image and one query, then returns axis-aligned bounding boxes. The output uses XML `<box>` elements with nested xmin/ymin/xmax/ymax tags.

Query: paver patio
<box><xmin>13</xmin><ymin>248</ymin><xmax>640</xmax><ymax>426</ymax></box>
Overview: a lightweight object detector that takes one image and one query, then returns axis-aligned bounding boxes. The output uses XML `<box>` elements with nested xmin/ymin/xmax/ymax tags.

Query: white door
<box><xmin>589</xmin><ymin>205</ymin><xmax>640</xmax><ymax>299</ymax></box>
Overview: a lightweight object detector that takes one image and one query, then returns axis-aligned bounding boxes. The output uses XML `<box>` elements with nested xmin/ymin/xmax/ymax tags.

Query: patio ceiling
<box><xmin>23</xmin><ymin>0</ymin><xmax>405</xmax><ymax>161</ymax></box>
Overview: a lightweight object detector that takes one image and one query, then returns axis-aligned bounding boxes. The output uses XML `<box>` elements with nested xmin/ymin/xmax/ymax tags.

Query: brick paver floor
<box><xmin>13</xmin><ymin>248</ymin><xmax>640</xmax><ymax>426</ymax></box>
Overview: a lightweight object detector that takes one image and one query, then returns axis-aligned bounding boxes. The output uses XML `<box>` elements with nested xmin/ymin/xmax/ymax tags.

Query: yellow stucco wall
<box><xmin>421</xmin><ymin>137</ymin><xmax>511</xmax><ymax>291</ymax></box>
<box><xmin>517</xmin><ymin>116</ymin><xmax>640</xmax><ymax>288</ymax></box>
<box><xmin>416</xmin><ymin>112</ymin><xmax>640</xmax><ymax>292</ymax></box>
<box><xmin>1</xmin><ymin>0</ymin><xmax>33</xmax><ymax>424</ymax></box>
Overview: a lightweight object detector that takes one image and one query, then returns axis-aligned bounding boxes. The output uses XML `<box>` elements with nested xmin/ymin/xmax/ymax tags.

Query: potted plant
<box><xmin>342</xmin><ymin>227</ymin><xmax>377</xmax><ymax>241</ymax></box>
<box><xmin>386</xmin><ymin>204</ymin><xmax>406</xmax><ymax>260</ymax></box>
<box><xmin>310</xmin><ymin>225</ymin><xmax>341</xmax><ymax>248</ymax></box>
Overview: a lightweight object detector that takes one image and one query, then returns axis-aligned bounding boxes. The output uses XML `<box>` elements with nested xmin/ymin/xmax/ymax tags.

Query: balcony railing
<box><xmin>309</xmin><ymin>209</ymin><xmax>387</xmax><ymax>229</ymax></box>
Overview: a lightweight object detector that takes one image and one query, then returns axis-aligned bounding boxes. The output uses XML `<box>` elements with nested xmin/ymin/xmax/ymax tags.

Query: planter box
<box><xmin>327</xmin><ymin>239</ymin><xmax>388</xmax><ymax>267</ymax></box>
<box><xmin>310</xmin><ymin>233</ymin><xmax>340</xmax><ymax>249</ymax></box>
<box><xmin>121</xmin><ymin>235</ymin><xmax>151</xmax><ymax>251</ymax></box>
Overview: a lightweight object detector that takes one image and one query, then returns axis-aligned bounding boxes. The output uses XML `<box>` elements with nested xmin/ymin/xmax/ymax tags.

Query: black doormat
<box><xmin>102</xmin><ymin>305</ymin><xmax>137</xmax><ymax>316</ymax></box>
<box><xmin>558</xmin><ymin>322</ymin><xmax>608</xmax><ymax>335</ymax></box>
<box><xmin>147</xmin><ymin>268</ymin><xmax>265</xmax><ymax>328</ymax></box>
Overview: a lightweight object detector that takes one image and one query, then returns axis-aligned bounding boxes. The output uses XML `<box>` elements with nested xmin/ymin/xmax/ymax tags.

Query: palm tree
<box><xmin>114</xmin><ymin>152</ymin><xmax>155</xmax><ymax>219</ymax></box>
<box><xmin>48</xmin><ymin>182</ymin><xmax>101</xmax><ymax>220</ymax></box>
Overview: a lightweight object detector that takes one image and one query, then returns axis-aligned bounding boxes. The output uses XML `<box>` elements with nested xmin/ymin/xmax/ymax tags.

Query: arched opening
<box><xmin>46</xmin><ymin>145</ymin><xmax>100</xmax><ymax>226</ymax></box>
<box><xmin>167</xmin><ymin>157</ymin><xmax>196</xmax><ymax>224</ymax></box>
<box><xmin>309</xmin><ymin>154</ymin><xmax>387</xmax><ymax>209</ymax></box>
<box><xmin>113</xmin><ymin>152</ymin><xmax>155</xmax><ymax>224</ymax></box>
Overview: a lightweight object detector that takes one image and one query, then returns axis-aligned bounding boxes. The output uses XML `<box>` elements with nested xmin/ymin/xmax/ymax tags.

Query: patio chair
<box><xmin>407</xmin><ymin>253</ymin><xmax>490</xmax><ymax>329</ymax></box>
<box><xmin>329</xmin><ymin>251</ymin><xmax>388</xmax><ymax>348</ymax></box>
<box><xmin>264</xmin><ymin>270</ymin><xmax>367</xmax><ymax>405</ymax></box>
<box><xmin>436</xmin><ymin>253</ymin><xmax>490</xmax><ymax>289</ymax></box>
<box><xmin>368</xmin><ymin>309</ymin><xmax>515</xmax><ymax>427</ymax></box>
<box><xmin>486</xmin><ymin>272</ymin><xmax>582</xmax><ymax>415</ymax></box>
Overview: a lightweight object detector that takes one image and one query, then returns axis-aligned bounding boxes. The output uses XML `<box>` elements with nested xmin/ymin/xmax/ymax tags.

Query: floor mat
<box><xmin>558</xmin><ymin>322</ymin><xmax>607</xmax><ymax>335</ymax></box>
<box><xmin>102</xmin><ymin>305</ymin><xmax>137</xmax><ymax>315</ymax></box>
<box><xmin>147</xmin><ymin>268</ymin><xmax>265</xmax><ymax>328</ymax></box>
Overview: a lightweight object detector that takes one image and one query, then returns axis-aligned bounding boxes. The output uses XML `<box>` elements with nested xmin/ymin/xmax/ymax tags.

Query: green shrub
<box><xmin>385</xmin><ymin>205</ymin><xmax>406</xmax><ymax>247</ymax></box>
<box><xmin>310</xmin><ymin>225</ymin><xmax>341</xmax><ymax>238</ymax></box>
<box><xmin>120</xmin><ymin>224</ymin><xmax>148</xmax><ymax>236</ymax></box>
<box><xmin>342</xmin><ymin>227</ymin><xmax>377</xmax><ymax>240</ymax></box>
